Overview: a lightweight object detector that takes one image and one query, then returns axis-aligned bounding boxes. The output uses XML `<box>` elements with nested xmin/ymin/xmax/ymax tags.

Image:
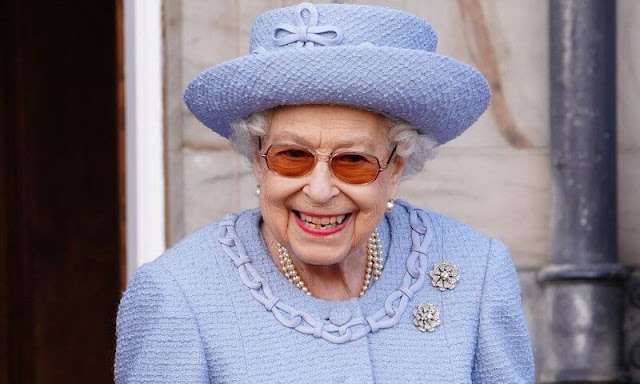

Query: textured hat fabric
<box><xmin>184</xmin><ymin>2</ymin><xmax>491</xmax><ymax>146</ymax></box>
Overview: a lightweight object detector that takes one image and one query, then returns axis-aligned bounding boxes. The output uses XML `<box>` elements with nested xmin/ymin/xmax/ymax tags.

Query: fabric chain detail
<box><xmin>216</xmin><ymin>205</ymin><xmax>432</xmax><ymax>344</ymax></box>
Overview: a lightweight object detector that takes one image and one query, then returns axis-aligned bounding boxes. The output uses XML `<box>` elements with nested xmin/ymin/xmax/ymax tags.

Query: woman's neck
<box><xmin>295</xmin><ymin>256</ymin><xmax>367</xmax><ymax>300</ymax></box>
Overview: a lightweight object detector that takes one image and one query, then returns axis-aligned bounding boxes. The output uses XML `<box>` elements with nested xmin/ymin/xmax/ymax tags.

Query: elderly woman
<box><xmin>115</xmin><ymin>2</ymin><xmax>534</xmax><ymax>383</ymax></box>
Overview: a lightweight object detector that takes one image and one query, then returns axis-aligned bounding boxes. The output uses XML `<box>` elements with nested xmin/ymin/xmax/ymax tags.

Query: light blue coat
<box><xmin>115</xmin><ymin>200</ymin><xmax>534</xmax><ymax>383</ymax></box>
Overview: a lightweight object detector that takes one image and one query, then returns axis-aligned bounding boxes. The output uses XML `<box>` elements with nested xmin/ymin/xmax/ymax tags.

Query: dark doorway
<box><xmin>1</xmin><ymin>1</ymin><xmax>124</xmax><ymax>383</ymax></box>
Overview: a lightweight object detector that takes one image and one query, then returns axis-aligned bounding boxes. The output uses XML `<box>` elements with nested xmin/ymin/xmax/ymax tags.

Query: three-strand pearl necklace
<box><xmin>276</xmin><ymin>231</ymin><xmax>383</xmax><ymax>297</ymax></box>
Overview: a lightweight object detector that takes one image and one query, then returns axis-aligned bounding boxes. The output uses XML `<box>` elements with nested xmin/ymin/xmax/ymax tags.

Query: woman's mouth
<box><xmin>292</xmin><ymin>210</ymin><xmax>352</xmax><ymax>235</ymax></box>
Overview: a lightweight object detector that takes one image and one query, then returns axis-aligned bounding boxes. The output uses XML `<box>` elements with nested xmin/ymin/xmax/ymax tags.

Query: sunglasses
<box><xmin>258</xmin><ymin>138</ymin><xmax>397</xmax><ymax>184</ymax></box>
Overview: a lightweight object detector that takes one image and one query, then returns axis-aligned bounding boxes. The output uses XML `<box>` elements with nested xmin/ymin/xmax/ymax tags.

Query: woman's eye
<box><xmin>283</xmin><ymin>149</ymin><xmax>308</xmax><ymax>158</ymax></box>
<box><xmin>341</xmin><ymin>154</ymin><xmax>366</xmax><ymax>163</ymax></box>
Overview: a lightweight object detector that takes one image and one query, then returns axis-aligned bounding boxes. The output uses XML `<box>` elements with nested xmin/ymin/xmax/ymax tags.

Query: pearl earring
<box><xmin>386</xmin><ymin>200</ymin><xmax>395</xmax><ymax>212</ymax></box>
<box><xmin>256</xmin><ymin>185</ymin><xmax>261</xmax><ymax>196</ymax></box>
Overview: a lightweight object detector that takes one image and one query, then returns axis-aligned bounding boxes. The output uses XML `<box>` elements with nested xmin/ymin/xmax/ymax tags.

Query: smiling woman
<box><xmin>115</xmin><ymin>2</ymin><xmax>534</xmax><ymax>383</ymax></box>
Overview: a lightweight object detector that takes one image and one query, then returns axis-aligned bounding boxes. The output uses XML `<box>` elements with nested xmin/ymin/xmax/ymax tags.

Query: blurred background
<box><xmin>1</xmin><ymin>0</ymin><xmax>639</xmax><ymax>383</ymax></box>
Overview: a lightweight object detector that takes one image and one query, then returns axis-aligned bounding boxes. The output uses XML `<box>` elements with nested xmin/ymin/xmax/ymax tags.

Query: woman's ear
<box><xmin>387</xmin><ymin>155</ymin><xmax>405</xmax><ymax>199</ymax></box>
<box><xmin>252</xmin><ymin>137</ymin><xmax>266</xmax><ymax>181</ymax></box>
<box><xmin>390</xmin><ymin>156</ymin><xmax>405</xmax><ymax>184</ymax></box>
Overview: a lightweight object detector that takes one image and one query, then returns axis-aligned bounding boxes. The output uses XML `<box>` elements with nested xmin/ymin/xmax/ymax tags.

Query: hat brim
<box><xmin>184</xmin><ymin>45</ymin><xmax>490</xmax><ymax>145</ymax></box>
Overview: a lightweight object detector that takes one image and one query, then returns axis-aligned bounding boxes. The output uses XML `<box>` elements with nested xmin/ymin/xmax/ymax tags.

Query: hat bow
<box><xmin>273</xmin><ymin>2</ymin><xmax>344</xmax><ymax>48</ymax></box>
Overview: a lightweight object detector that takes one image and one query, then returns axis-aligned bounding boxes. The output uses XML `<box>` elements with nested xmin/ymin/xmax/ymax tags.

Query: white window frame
<box><xmin>123</xmin><ymin>0</ymin><xmax>165</xmax><ymax>281</ymax></box>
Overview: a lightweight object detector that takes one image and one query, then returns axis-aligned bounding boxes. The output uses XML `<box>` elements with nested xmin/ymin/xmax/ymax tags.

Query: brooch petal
<box><xmin>429</xmin><ymin>261</ymin><xmax>460</xmax><ymax>291</ymax></box>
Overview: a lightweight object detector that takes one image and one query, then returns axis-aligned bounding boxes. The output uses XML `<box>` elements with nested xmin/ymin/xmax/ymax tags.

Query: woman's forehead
<box><xmin>268</xmin><ymin>105</ymin><xmax>388</xmax><ymax>149</ymax></box>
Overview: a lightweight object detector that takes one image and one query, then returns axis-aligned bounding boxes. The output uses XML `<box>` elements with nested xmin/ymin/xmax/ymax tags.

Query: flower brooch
<box><xmin>413</xmin><ymin>261</ymin><xmax>460</xmax><ymax>332</ymax></box>
<box><xmin>413</xmin><ymin>303</ymin><xmax>441</xmax><ymax>332</ymax></box>
<box><xmin>429</xmin><ymin>261</ymin><xmax>460</xmax><ymax>291</ymax></box>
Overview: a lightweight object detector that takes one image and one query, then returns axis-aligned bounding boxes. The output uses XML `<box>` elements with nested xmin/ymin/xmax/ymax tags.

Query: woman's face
<box><xmin>253</xmin><ymin>105</ymin><xmax>404</xmax><ymax>267</ymax></box>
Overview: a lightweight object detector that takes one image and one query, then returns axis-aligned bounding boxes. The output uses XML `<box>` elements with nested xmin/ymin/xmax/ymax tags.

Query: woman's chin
<box><xmin>289</xmin><ymin>244</ymin><xmax>350</xmax><ymax>267</ymax></box>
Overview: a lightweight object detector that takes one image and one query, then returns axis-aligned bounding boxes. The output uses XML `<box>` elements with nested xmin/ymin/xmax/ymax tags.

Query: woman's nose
<box><xmin>302</xmin><ymin>160</ymin><xmax>339</xmax><ymax>203</ymax></box>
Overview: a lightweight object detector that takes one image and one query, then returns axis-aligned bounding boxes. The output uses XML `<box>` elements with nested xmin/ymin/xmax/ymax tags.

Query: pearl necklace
<box><xmin>277</xmin><ymin>231</ymin><xmax>383</xmax><ymax>297</ymax></box>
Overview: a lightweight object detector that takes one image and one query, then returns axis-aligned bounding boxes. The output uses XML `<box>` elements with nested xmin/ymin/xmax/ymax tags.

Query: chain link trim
<box><xmin>216</xmin><ymin>203</ymin><xmax>432</xmax><ymax>344</ymax></box>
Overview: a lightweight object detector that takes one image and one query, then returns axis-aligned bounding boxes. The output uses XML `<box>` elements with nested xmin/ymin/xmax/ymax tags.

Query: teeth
<box><xmin>298</xmin><ymin>212</ymin><xmax>347</xmax><ymax>229</ymax></box>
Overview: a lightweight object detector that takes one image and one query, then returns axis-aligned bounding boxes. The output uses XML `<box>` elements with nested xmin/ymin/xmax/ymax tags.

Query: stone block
<box><xmin>619</xmin><ymin>0</ymin><xmax>640</xmax><ymax>149</ymax></box>
<box><xmin>182</xmin><ymin>148</ymin><xmax>258</xmax><ymax>236</ymax></box>
<box><xmin>620</xmin><ymin>150</ymin><xmax>640</xmax><ymax>265</ymax></box>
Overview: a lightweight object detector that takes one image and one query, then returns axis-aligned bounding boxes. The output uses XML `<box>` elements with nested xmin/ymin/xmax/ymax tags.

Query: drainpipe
<box><xmin>538</xmin><ymin>0</ymin><xmax>629</xmax><ymax>382</ymax></box>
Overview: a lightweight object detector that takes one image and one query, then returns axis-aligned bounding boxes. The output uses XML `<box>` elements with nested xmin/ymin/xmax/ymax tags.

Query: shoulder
<box><xmin>426</xmin><ymin>209</ymin><xmax>514</xmax><ymax>266</ymax></box>
<box><xmin>133</xmin><ymin>222</ymin><xmax>221</xmax><ymax>289</ymax></box>
<box><xmin>121</xmin><ymin>210</ymin><xmax>255</xmax><ymax>309</ymax></box>
<box><xmin>395</xmin><ymin>200</ymin><xmax>499</xmax><ymax>259</ymax></box>
<box><xmin>424</xmin><ymin>208</ymin><xmax>492</xmax><ymax>252</ymax></box>
<box><xmin>153</xmin><ymin>222</ymin><xmax>221</xmax><ymax>276</ymax></box>
<box><xmin>394</xmin><ymin>200</ymin><xmax>516</xmax><ymax>289</ymax></box>
<box><xmin>423</xmin><ymin>209</ymin><xmax>514</xmax><ymax>274</ymax></box>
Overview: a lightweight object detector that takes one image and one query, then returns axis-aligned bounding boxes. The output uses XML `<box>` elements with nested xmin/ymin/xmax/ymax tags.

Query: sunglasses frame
<box><xmin>258</xmin><ymin>137</ymin><xmax>398</xmax><ymax>185</ymax></box>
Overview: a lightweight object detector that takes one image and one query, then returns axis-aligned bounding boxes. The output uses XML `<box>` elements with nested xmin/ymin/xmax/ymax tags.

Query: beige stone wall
<box><xmin>164</xmin><ymin>0</ymin><xmax>640</xmax><ymax>270</ymax></box>
<box><xmin>619</xmin><ymin>0</ymin><xmax>640</xmax><ymax>265</ymax></box>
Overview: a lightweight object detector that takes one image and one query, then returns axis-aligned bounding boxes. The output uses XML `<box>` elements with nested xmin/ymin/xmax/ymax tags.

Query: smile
<box><xmin>292</xmin><ymin>210</ymin><xmax>352</xmax><ymax>235</ymax></box>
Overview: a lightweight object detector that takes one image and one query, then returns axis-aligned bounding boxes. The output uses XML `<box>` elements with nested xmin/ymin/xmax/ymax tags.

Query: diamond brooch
<box><xmin>429</xmin><ymin>261</ymin><xmax>460</xmax><ymax>291</ymax></box>
<box><xmin>413</xmin><ymin>302</ymin><xmax>441</xmax><ymax>332</ymax></box>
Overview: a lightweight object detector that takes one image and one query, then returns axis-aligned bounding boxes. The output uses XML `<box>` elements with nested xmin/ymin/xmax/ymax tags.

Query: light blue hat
<box><xmin>184</xmin><ymin>2</ymin><xmax>490</xmax><ymax>146</ymax></box>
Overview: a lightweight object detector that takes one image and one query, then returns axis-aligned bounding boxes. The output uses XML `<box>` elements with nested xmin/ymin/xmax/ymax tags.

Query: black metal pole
<box><xmin>538</xmin><ymin>0</ymin><xmax>629</xmax><ymax>382</ymax></box>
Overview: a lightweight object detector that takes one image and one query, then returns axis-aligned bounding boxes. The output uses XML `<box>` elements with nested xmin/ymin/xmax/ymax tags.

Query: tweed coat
<box><xmin>115</xmin><ymin>200</ymin><xmax>534</xmax><ymax>383</ymax></box>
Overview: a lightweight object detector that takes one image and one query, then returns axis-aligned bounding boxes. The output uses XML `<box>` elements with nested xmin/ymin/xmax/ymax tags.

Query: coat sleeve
<box><xmin>471</xmin><ymin>238</ymin><xmax>535</xmax><ymax>383</ymax></box>
<box><xmin>114</xmin><ymin>262</ymin><xmax>210</xmax><ymax>383</ymax></box>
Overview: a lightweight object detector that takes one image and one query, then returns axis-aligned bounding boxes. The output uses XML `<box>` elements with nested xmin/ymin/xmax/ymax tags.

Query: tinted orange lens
<box><xmin>266</xmin><ymin>145</ymin><xmax>316</xmax><ymax>177</ymax></box>
<box><xmin>331</xmin><ymin>153</ymin><xmax>380</xmax><ymax>184</ymax></box>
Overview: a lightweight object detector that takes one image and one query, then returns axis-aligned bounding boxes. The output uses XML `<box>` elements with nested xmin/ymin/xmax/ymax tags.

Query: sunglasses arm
<box><xmin>380</xmin><ymin>145</ymin><xmax>398</xmax><ymax>170</ymax></box>
<box><xmin>256</xmin><ymin>136</ymin><xmax>268</xmax><ymax>158</ymax></box>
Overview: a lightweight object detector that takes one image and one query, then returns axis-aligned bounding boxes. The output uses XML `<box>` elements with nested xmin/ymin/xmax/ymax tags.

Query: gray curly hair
<box><xmin>228</xmin><ymin>108</ymin><xmax>438</xmax><ymax>177</ymax></box>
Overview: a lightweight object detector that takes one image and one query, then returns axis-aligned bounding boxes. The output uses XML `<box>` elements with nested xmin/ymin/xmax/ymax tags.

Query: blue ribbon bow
<box><xmin>273</xmin><ymin>2</ymin><xmax>343</xmax><ymax>48</ymax></box>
